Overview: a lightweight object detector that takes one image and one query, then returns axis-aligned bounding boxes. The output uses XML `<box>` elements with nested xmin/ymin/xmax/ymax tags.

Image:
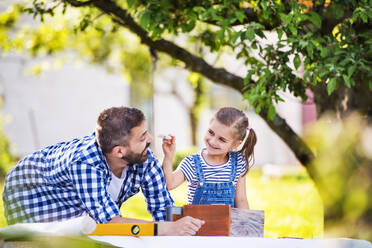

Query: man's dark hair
<box><xmin>96</xmin><ymin>107</ymin><xmax>145</xmax><ymax>153</ymax></box>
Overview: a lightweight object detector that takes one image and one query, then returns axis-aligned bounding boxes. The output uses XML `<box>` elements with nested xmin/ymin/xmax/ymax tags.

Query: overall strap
<box><xmin>192</xmin><ymin>154</ymin><xmax>205</xmax><ymax>186</ymax></box>
<box><xmin>229</xmin><ymin>152</ymin><xmax>238</xmax><ymax>185</ymax></box>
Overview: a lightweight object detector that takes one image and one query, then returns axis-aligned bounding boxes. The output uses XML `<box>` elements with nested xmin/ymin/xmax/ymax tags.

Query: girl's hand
<box><xmin>162</xmin><ymin>134</ymin><xmax>176</xmax><ymax>158</ymax></box>
<box><xmin>161</xmin><ymin>134</ymin><xmax>185</xmax><ymax>190</ymax></box>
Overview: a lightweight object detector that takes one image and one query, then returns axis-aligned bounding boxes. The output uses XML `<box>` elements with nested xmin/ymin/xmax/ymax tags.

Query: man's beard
<box><xmin>122</xmin><ymin>143</ymin><xmax>151</xmax><ymax>164</ymax></box>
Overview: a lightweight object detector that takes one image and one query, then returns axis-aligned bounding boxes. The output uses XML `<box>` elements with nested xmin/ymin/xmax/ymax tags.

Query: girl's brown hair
<box><xmin>215</xmin><ymin>107</ymin><xmax>257</xmax><ymax>175</ymax></box>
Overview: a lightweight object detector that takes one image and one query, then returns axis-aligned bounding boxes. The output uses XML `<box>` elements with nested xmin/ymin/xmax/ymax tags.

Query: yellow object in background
<box><xmin>89</xmin><ymin>223</ymin><xmax>156</xmax><ymax>236</ymax></box>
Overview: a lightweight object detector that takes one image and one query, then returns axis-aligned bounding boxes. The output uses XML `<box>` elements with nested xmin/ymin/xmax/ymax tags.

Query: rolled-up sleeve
<box><xmin>70</xmin><ymin>161</ymin><xmax>120</xmax><ymax>223</ymax></box>
<box><xmin>141</xmin><ymin>157</ymin><xmax>174</xmax><ymax>221</ymax></box>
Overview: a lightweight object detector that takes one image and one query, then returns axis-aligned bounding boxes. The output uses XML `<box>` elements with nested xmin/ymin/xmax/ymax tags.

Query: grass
<box><xmin>0</xmin><ymin>166</ymin><xmax>323</xmax><ymax>238</ymax></box>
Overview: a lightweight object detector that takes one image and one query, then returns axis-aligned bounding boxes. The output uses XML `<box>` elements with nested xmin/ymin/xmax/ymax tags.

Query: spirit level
<box><xmin>89</xmin><ymin>223</ymin><xmax>157</xmax><ymax>236</ymax></box>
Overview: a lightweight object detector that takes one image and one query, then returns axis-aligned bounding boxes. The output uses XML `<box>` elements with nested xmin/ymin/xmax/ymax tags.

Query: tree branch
<box><xmin>90</xmin><ymin>0</ymin><xmax>315</xmax><ymax>166</ymax></box>
<box><xmin>63</xmin><ymin>0</ymin><xmax>95</xmax><ymax>7</ymax></box>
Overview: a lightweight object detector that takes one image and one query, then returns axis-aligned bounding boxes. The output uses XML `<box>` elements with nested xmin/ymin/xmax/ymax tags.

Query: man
<box><xmin>3</xmin><ymin>106</ymin><xmax>203</xmax><ymax>235</ymax></box>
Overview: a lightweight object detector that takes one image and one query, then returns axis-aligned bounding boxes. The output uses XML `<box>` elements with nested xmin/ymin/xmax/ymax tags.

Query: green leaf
<box><xmin>255</xmin><ymin>29</ymin><xmax>266</xmax><ymax>39</ymax></box>
<box><xmin>293</xmin><ymin>54</ymin><xmax>301</xmax><ymax>70</ymax></box>
<box><xmin>246</xmin><ymin>28</ymin><xmax>255</xmax><ymax>41</ymax></box>
<box><xmin>306</xmin><ymin>11</ymin><xmax>322</xmax><ymax>28</ymax></box>
<box><xmin>255</xmin><ymin>103</ymin><xmax>262</xmax><ymax>114</ymax></box>
<box><xmin>247</xmin><ymin>94</ymin><xmax>259</xmax><ymax>105</ymax></box>
<box><xmin>79</xmin><ymin>19</ymin><xmax>89</xmax><ymax>31</ymax></box>
<box><xmin>339</xmin><ymin>58</ymin><xmax>351</xmax><ymax>66</ymax></box>
<box><xmin>231</xmin><ymin>31</ymin><xmax>240</xmax><ymax>44</ymax></box>
<box><xmin>288</xmin><ymin>25</ymin><xmax>298</xmax><ymax>36</ymax></box>
<box><xmin>327</xmin><ymin>78</ymin><xmax>338</xmax><ymax>95</ymax></box>
<box><xmin>217</xmin><ymin>29</ymin><xmax>225</xmax><ymax>42</ymax></box>
<box><xmin>306</xmin><ymin>44</ymin><xmax>313</xmax><ymax>59</ymax></box>
<box><xmin>193</xmin><ymin>6</ymin><xmax>206</xmax><ymax>13</ymax></box>
<box><xmin>277</xmin><ymin>28</ymin><xmax>283</xmax><ymax>40</ymax></box>
<box><xmin>244</xmin><ymin>77</ymin><xmax>249</xmax><ymax>85</ymax></box>
<box><xmin>250</xmin><ymin>22</ymin><xmax>265</xmax><ymax>29</ymax></box>
<box><xmin>349</xmin><ymin>78</ymin><xmax>355</xmax><ymax>87</ymax></box>
<box><xmin>235</xmin><ymin>11</ymin><xmax>245</xmax><ymax>23</ymax></box>
<box><xmin>342</xmin><ymin>74</ymin><xmax>351</xmax><ymax>88</ymax></box>
<box><xmin>299</xmin><ymin>40</ymin><xmax>308</xmax><ymax>48</ymax></box>
<box><xmin>181</xmin><ymin>20</ymin><xmax>195</xmax><ymax>32</ymax></box>
<box><xmin>347</xmin><ymin>65</ymin><xmax>356</xmax><ymax>77</ymax></box>
<box><xmin>244</xmin><ymin>70</ymin><xmax>254</xmax><ymax>84</ymax></box>
<box><xmin>187</xmin><ymin>10</ymin><xmax>197</xmax><ymax>22</ymax></box>
<box><xmin>267</xmin><ymin>104</ymin><xmax>276</xmax><ymax>120</ymax></box>
<box><xmin>251</xmin><ymin>41</ymin><xmax>258</xmax><ymax>49</ymax></box>
<box><xmin>361</xmin><ymin>13</ymin><xmax>368</xmax><ymax>23</ymax></box>
<box><xmin>139</xmin><ymin>11</ymin><xmax>151</xmax><ymax>28</ymax></box>
<box><xmin>320</xmin><ymin>47</ymin><xmax>328</xmax><ymax>58</ymax></box>
<box><xmin>127</xmin><ymin>0</ymin><xmax>136</xmax><ymax>8</ymax></box>
<box><xmin>279</xmin><ymin>13</ymin><xmax>290</xmax><ymax>23</ymax></box>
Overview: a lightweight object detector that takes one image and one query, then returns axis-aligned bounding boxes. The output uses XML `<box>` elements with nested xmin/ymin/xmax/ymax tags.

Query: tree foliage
<box><xmin>130</xmin><ymin>0</ymin><xmax>372</xmax><ymax>114</ymax></box>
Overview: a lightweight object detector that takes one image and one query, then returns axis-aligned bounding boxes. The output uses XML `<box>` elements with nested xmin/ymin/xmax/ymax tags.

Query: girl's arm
<box><xmin>234</xmin><ymin>175</ymin><xmax>250</xmax><ymax>209</ymax></box>
<box><xmin>162</xmin><ymin>135</ymin><xmax>186</xmax><ymax>190</ymax></box>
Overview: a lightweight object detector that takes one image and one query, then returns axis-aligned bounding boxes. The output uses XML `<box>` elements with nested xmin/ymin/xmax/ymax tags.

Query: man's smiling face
<box><xmin>122</xmin><ymin>120</ymin><xmax>153</xmax><ymax>164</ymax></box>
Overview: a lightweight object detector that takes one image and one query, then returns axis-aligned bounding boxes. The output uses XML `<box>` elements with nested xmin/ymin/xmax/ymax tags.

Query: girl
<box><xmin>162</xmin><ymin>107</ymin><xmax>257</xmax><ymax>209</ymax></box>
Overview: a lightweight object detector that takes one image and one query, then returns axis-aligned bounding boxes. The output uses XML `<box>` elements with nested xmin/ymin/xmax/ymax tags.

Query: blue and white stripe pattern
<box><xmin>3</xmin><ymin>133</ymin><xmax>174</xmax><ymax>224</ymax></box>
<box><xmin>179</xmin><ymin>149</ymin><xmax>247</xmax><ymax>204</ymax></box>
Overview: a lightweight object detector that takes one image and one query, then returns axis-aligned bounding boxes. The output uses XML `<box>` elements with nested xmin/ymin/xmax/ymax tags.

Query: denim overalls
<box><xmin>191</xmin><ymin>152</ymin><xmax>238</xmax><ymax>207</ymax></box>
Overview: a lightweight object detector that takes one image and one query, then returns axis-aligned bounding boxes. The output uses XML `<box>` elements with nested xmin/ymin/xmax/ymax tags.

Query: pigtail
<box><xmin>239</xmin><ymin>128</ymin><xmax>257</xmax><ymax>176</ymax></box>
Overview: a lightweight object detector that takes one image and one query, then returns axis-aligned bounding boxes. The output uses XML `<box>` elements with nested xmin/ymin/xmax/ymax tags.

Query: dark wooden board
<box><xmin>173</xmin><ymin>205</ymin><xmax>230</xmax><ymax>236</ymax></box>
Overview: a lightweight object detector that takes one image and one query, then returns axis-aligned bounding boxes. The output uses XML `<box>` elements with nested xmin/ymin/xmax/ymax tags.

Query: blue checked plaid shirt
<box><xmin>2</xmin><ymin>133</ymin><xmax>174</xmax><ymax>224</ymax></box>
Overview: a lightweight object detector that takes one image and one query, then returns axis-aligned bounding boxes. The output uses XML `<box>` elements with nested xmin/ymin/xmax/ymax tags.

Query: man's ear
<box><xmin>111</xmin><ymin>145</ymin><xmax>128</xmax><ymax>158</ymax></box>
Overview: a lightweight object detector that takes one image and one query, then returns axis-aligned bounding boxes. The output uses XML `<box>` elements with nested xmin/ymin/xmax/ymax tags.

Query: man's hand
<box><xmin>158</xmin><ymin>216</ymin><xmax>205</xmax><ymax>236</ymax></box>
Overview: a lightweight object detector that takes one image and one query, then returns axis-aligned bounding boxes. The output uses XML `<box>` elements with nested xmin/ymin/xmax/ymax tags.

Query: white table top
<box><xmin>89</xmin><ymin>236</ymin><xmax>372</xmax><ymax>248</ymax></box>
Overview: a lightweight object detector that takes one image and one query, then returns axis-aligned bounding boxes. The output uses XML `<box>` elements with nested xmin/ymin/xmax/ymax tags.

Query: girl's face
<box><xmin>204</xmin><ymin>119</ymin><xmax>241</xmax><ymax>156</ymax></box>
